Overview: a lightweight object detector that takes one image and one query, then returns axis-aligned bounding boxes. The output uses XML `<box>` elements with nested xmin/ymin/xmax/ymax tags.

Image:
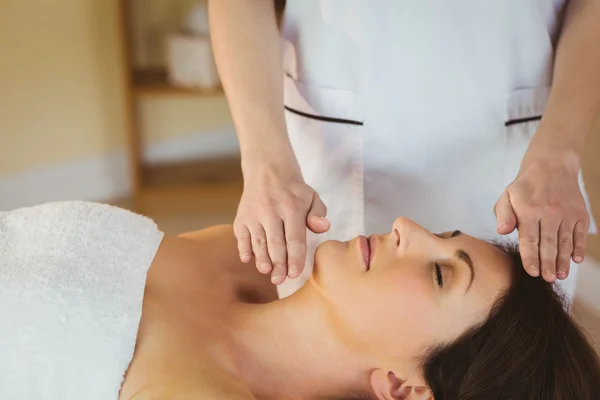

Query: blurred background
<box><xmin>0</xmin><ymin>0</ymin><xmax>254</xmax><ymax>232</ymax></box>
<box><xmin>0</xmin><ymin>0</ymin><xmax>599</xmax><ymax>349</ymax></box>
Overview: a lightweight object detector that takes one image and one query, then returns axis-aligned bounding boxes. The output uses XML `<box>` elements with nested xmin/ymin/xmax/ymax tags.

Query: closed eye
<box><xmin>433</xmin><ymin>230</ymin><xmax>475</xmax><ymax>292</ymax></box>
<box><xmin>434</xmin><ymin>262</ymin><xmax>444</xmax><ymax>288</ymax></box>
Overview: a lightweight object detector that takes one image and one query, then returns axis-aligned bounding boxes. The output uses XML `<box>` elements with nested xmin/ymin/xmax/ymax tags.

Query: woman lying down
<box><xmin>0</xmin><ymin>202</ymin><xmax>599</xmax><ymax>400</ymax></box>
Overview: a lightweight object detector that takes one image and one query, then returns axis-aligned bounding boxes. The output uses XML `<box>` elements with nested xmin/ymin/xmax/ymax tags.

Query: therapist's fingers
<box><xmin>494</xmin><ymin>191</ymin><xmax>517</xmax><ymax>235</ymax></box>
<box><xmin>539</xmin><ymin>217</ymin><xmax>561</xmax><ymax>282</ymax></box>
<box><xmin>249</xmin><ymin>224</ymin><xmax>272</xmax><ymax>275</ymax></box>
<box><xmin>573</xmin><ymin>219</ymin><xmax>589</xmax><ymax>263</ymax></box>
<box><xmin>283</xmin><ymin>212</ymin><xmax>308</xmax><ymax>279</ymax></box>
<box><xmin>234</xmin><ymin>223</ymin><xmax>253</xmax><ymax>263</ymax></box>
<box><xmin>264</xmin><ymin>217</ymin><xmax>288</xmax><ymax>284</ymax></box>
<box><xmin>518</xmin><ymin>219</ymin><xmax>541</xmax><ymax>277</ymax></box>
<box><xmin>556</xmin><ymin>221</ymin><xmax>574</xmax><ymax>280</ymax></box>
<box><xmin>307</xmin><ymin>193</ymin><xmax>330</xmax><ymax>234</ymax></box>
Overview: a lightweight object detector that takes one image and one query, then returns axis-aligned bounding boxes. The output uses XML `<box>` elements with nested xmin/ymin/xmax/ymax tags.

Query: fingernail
<box><xmin>574</xmin><ymin>255</ymin><xmax>584</xmax><ymax>263</ymax></box>
<box><xmin>240</xmin><ymin>253</ymin><xmax>252</xmax><ymax>262</ymax></box>
<box><xmin>288</xmin><ymin>267</ymin><xmax>300</xmax><ymax>277</ymax></box>
<box><xmin>497</xmin><ymin>221</ymin><xmax>507</xmax><ymax>230</ymax></box>
<box><xmin>260</xmin><ymin>263</ymin><xmax>271</xmax><ymax>272</ymax></box>
<box><xmin>557</xmin><ymin>272</ymin><xmax>567</xmax><ymax>279</ymax></box>
<box><xmin>271</xmin><ymin>275</ymin><xmax>284</xmax><ymax>284</ymax></box>
<box><xmin>545</xmin><ymin>270</ymin><xmax>556</xmax><ymax>278</ymax></box>
<box><xmin>529</xmin><ymin>266</ymin><xmax>540</xmax><ymax>277</ymax></box>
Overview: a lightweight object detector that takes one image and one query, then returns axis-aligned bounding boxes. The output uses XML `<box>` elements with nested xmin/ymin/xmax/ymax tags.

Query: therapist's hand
<box><xmin>494</xmin><ymin>159</ymin><xmax>589</xmax><ymax>282</ymax></box>
<box><xmin>234</xmin><ymin>165</ymin><xmax>330</xmax><ymax>285</ymax></box>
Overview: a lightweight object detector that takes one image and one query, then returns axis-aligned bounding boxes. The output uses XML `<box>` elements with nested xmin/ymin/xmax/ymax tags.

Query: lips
<box><xmin>358</xmin><ymin>235</ymin><xmax>371</xmax><ymax>270</ymax></box>
<box><xmin>368</xmin><ymin>235</ymin><xmax>377</xmax><ymax>266</ymax></box>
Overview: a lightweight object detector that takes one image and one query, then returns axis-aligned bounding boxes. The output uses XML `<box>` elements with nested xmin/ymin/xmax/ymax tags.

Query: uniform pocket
<box><xmin>283</xmin><ymin>73</ymin><xmax>364</xmax><ymax>126</ymax></box>
<box><xmin>505</xmin><ymin>86</ymin><xmax>550</xmax><ymax>127</ymax></box>
<box><xmin>503</xmin><ymin>86</ymin><xmax>551</xmax><ymax>186</ymax></box>
<box><xmin>282</xmin><ymin>72</ymin><xmax>365</xmax><ymax>242</ymax></box>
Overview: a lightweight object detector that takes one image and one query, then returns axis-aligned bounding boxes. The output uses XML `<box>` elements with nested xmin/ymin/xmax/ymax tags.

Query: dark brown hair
<box><xmin>421</xmin><ymin>243</ymin><xmax>600</xmax><ymax>399</ymax></box>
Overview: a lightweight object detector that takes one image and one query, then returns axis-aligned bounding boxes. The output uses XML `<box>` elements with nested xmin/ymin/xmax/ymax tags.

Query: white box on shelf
<box><xmin>166</xmin><ymin>33</ymin><xmax>220</xmax><ymax>89</ymax></box>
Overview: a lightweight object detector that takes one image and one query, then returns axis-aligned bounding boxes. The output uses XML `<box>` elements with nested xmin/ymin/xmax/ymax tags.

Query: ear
<box><xmin>369</xmin><ymin>369</ymin><xmax>432</xmax><ymax>400</ymax></box>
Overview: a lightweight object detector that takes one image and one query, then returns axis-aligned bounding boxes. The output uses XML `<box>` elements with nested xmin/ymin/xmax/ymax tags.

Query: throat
<box><xmin>225</xmin><ymin>290</ymin><xmax>372</xmax><ymax>399</ymax></box>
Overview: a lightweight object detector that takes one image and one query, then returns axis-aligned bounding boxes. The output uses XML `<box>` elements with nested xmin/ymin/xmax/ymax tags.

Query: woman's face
<box><xmin>310</xmin><ymin>217</ymin><xmax>513</xmax><ymax>363</ymax></box>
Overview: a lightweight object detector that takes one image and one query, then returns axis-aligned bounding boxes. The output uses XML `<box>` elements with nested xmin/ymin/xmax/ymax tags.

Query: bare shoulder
<box><xmin>174</xmin><ymin>225</ymin><xmax>240</xmax><ymax>267</ymax></box>
<box><xmin>177</xmin><ymin>224</ymin><xmax>235</xmax><ymax>242</ymax></box>
<box><xmin>130</xmin><ymin>389</ymin><xmax>257</xmax><ymax>400</ymax></box>
<box><xmin>125</xmin><ymin>373</ymin><xmax>258</xmax><ymax>400</ymax></box>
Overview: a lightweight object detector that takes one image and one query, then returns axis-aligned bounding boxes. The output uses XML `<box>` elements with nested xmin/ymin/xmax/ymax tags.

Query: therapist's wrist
<box><xmin>242</xmin><ymin>162</ymin><xmax>304</xmax><ymax>189</ymax></box>
<box><xmin>523</xmin><ymin>114</ymin><xmax>588</xmax><ymax>173</ymax></box>
<box><xmin>521</xmin><ymin>140</ymin><xmax>582</xmax><ymax>177</ymax></box>
<box><xmin>241</xmin><ymin>147</ymin><xmax>302</xmax><ymax>181</ymax></box>
<box><xmin>522</xmin><ymin>109</ymin><xmax>589</xmax><ymax>175</ymax></box>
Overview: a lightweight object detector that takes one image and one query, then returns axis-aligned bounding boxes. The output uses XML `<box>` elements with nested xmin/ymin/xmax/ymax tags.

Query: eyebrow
<box><xmin>441</xmin><ymin>231</ymin><xmax>475</xmax><ymax>292</ymax></box>
<box><xmin>456</xmin><ymin>249</ymin><xmax>475</xmax><ymax>292</ymax></box>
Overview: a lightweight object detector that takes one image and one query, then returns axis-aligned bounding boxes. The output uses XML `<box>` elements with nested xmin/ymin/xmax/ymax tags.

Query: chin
<box><xmin>311</xmin><ymin>240</ymin><xmax>342</xmax><ymax>277</ymax></box>
<box><xmin>314</xmin><ymin>238</ymin><xmax>342</xmax><ymax>261</ymax></box>
<box><xmin>311</xmin><ymin>239</ymin><xmax>359</xmax><ymax>286</ymax></box>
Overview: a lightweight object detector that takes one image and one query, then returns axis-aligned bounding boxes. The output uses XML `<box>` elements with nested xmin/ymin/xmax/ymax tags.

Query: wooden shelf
<box><xmin>132</xmin><ymin>68</ymin><xmax>224</xmax><ymax>97</ymax></box>
<box><xmin>119</xmin><ymin>1</ymin><xmax>238</xmax><ymax>212</ymax></box>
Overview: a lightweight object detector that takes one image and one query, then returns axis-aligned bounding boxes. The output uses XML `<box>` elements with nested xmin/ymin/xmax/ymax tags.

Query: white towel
<box><xmin>0</xmin><ymin>201</ymin><xmax>164</xmax><ymax>400</ymax></box>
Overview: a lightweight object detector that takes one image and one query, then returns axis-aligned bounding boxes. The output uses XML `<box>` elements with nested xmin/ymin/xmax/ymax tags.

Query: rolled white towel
<box><xmin>0</xmin><ymin>201</ymin><xmax>164</xmax><ymax>400</ymax></box>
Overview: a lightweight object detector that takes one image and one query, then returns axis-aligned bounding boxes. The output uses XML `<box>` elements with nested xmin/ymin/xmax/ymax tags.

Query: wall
<box><xmin>0</xmin><ymin>0</ymin><xmax>126</xmax><ymax>175</ymax></box>
<box><xmin>0</xmin><ymin>0</ymin><xmax>234</xmax><ymax>182</ymax></box>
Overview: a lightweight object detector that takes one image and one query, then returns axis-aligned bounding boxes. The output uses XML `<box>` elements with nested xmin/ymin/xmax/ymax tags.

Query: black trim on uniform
<box><xmin>284</xmin><ymin>106</ymin><xmax>364</xmax><ymax>126</ymax></box>
<box><xmin>505</xmin><ymin>115</ymin><xmax>542</xmax><ymax>127</ymax></box>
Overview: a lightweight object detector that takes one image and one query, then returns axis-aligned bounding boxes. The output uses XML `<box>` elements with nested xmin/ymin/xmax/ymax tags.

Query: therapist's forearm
<box><xmin>209</xmin><ymin>0</ymin><xmax>300</xmax><ymax>178</ymax></box>
<box><xmin>523</xmin><ymin>0</ymin><xmax>600</xmax><ymax>173</ymax></box>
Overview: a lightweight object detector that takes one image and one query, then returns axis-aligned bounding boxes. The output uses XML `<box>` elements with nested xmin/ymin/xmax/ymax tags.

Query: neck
<box><xmin>225</xmin><ymin>284</ymin><xmax>373</xmax><ymax>400</ymax></box>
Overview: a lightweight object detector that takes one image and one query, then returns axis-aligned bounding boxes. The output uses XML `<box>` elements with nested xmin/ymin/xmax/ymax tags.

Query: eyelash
<box><xmin>434</xmin><ymin>262</ymin><xmax>444</xmax><ymax>288</ymax></box>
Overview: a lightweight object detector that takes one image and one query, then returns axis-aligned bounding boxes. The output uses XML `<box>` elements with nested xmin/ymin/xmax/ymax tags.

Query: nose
<box><xmin>390</xmin><ymin>217</ymin><xmax>437</xmax><ymax>252</ymax></box>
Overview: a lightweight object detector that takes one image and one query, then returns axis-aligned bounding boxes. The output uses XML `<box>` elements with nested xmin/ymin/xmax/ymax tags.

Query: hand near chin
<box><xmin>234</xmin><ymin>165</ymin><xmax>330</xmax><ymax>285</ymax></box>
<box><xmin>494</xmin><ymin>158</ymin><xmax>590</xmax><ymax>282</ymax></box>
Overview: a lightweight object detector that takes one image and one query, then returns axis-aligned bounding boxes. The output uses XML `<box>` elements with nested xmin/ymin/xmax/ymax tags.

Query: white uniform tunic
<box><xmin>277</xmin><ymin>1</ymin><xmax>597</xmax><ymax>299</ymax></box>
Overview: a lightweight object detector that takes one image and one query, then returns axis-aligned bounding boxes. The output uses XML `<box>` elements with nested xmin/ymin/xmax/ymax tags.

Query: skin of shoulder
<box><xmin>176</xmin><ymin>225</ymin><xmax>244</xmax><ymax>264</ymax></box>
<box><xmin>127</xmin><ymin>380</ymin><xmax>258</xmax><ymax>400</ymax></box>
<box><xmin>120</xmin><ymin>225</ymin><xmax>273</xmax><ymax>400</ymax></box>
<box><xmin>126</xmin><ymin>363</ymin><xmax>258</xmax><ymax>400</ymax></box>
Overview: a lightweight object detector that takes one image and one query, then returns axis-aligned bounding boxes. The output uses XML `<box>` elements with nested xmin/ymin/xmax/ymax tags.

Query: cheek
<box><xmin>336</xmin><ymin>275</ymin><xmax>440</xmax><ymax>352</ymax></box>
<box><xmin>340</xmin><ymin>264</ymin><xmax>437</xmax><ymax>319</ymax></box>
<box><xmin>373</xmin><ymin>267</ymin><xmax>437</xmax><ymax>310</ymax></box>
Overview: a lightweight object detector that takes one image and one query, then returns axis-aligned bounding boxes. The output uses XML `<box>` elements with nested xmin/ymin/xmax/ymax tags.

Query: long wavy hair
<box><xmin>420</xmin><ymin>243</ymin><xmax>600</xmax><ymax>399</ymax></box>
<box><xmin>333</xmin><ymin>243</ymin><xmax>600</xmax><ymax>400</ymax></box>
